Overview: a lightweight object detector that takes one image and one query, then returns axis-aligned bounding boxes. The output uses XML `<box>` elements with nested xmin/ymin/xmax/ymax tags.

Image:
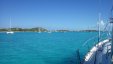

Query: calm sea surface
<box><xmin>0</xmin><ymin>32</ymin><xmax>101</xmax><ymax>64</ymax></box>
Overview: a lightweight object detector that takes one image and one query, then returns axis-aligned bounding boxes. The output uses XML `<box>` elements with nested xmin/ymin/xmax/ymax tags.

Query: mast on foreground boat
<box><xmin>110</xmin><ymin>5</ymin><xmax>113</xmax><ymax>60</ymax></box>
<box><xmin>83</xmin><ymin>4</ymin><xmax>113</xmax><ymax>64</ymax></box>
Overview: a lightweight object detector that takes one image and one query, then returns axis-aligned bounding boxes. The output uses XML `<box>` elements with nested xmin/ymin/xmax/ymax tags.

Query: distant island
<box><xmin>0</xmin><ymin>27</ymin><xmax>98</xmax><ymax>32</ymax></box>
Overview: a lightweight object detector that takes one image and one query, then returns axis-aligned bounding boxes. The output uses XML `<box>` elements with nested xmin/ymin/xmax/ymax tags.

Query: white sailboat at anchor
<box><xmin>6</xmin><ymin>17</ymin><xmax>14</xmax><ymax>34</ymax></box>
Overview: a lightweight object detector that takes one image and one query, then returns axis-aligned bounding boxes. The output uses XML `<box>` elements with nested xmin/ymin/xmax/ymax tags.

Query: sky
<box><xmin>0</xmin><ymin>0</ymin><xmax>112</xmax><ymax>30</ymax></box>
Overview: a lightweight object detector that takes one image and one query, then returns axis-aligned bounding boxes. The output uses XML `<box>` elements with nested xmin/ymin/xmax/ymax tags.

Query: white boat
<box><xmin>6</xmin><ymin>17</ymin><xmax>14</xmax><ymax>34</ymax></box>
<box><xmin>6</xmin><ymin>31</ymin><xmax>14</xmax><ymax>34</ymax></box>
<box><xmin>82</xmin><ymin>6</ymin><xmax>113</xmax><ymax>64</ymax></box>
<box><xmin>38</xmin><ymin>28</ymin><xmax>41</xmax><ymax>33</ymax></box>
<box><xmin>83</xmin><ymin>39</ymin><xmax>111</xmax><ymax>64</ymax></box>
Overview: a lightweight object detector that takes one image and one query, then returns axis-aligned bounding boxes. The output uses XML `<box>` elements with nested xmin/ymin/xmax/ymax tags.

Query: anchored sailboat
<box><xmin>38</xmin><ymin>28</ymin><xmax>41</xmax><ymax>33</ymax></box>
<box><xmin>6</xmin><ymin>17</ymin><xmax>14</xmax><ymax>34</ymax></box>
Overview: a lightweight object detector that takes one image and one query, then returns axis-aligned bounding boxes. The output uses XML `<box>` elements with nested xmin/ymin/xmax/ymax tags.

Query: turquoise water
<box><xmin>0</xmin><ymin>32</ymin><xmax>101</xmax><ymax>64</ymax></box>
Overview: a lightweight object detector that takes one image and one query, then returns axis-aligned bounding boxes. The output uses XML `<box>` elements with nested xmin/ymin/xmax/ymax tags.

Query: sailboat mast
<box><xmin>9</xmin><ymin>17</ymin><xmax>11</xmax><ymax>31</ymax></box>
<box><xmin>110</xmin><ymin>6</ymin><xmax>113</xmax><ymax>56</ymax></box>
<box><xmin>98</xmin><ymin>13</ymin><xmax>101</xmax><ymax>42</ymax></box>
<box><xmin>98</xmin><ymin>0</ymin><xmax>101</xmax><ymax>43</ymax></box>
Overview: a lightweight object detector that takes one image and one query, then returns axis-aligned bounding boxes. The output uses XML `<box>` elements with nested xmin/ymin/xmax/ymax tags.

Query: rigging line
<box><xmin>106</xmin><ymin>23</ymin><xmax>112</xmax><ymax>37</ymax></box>
<box><xmin>82</xmin><ymin>30</ymin><xmax>109</xmax><ymax>47</ymax></box>
<box><xmin>82</xmin><ymin>29</ymin><xmax>107</xmax><ymax>47</ymax></box>
<box><xmin>103</xmin><ymin>21</ymin><xmax>112</xmax><ymax>39</ymax></box>
<box><xmin>111</xmin><ymin>6</ymin><xmax>113</xmax><ymax>17</ymax></box>
<box><xmin>111</xmin><ymin>0</ymin><xmax>113</xmax><ymax>9</ymax></box>
<box><xmin>82</xmin><ymin>23</ymin><xmax>110</xmax><ymax>47</ymax></box>
<box><xmin>110</xmin><ymin>0</ymin><xmax>113</xmax><ymax>18</ymax></box>
<box><xmin>99</xmin><ymin>23</ymin><xmax>110</xmax><ymax>39</ymax></box>
<box><xmin>82</xmin><ymin>32</ymin><xmax>108</xmax><ymax>47</ymax></box>
<box><xmin>103</xmin><ymin>21</ymin><xmax>110</xmax><ymax>31</ymax></box>
<box><xmin>100</xmin><ymin>33</ymin><xmax>109</xmax><ymax>41</ymax></box>
<box><xmin>82</xmin><ymin>35</ymin><xmax>98</xmax><ymax>47</ymax></box>
<box><xmin>82</xmin><ymin>0</ymin><xmax>111</xmax><ymax>47</ymax></box>
<box><xmin>100</xmin><ymin>23</ymin><xmax>111</xmax><ymax>41</ymax></box>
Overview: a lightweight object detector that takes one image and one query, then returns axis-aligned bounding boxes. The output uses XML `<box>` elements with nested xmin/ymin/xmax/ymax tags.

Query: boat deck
<box><xmin>112</xmin><ymin>56</ymin><xmax>113</xmax><ymax>64</ymax></box>
<box><xmin>83</xmin><ymin>39</ymin><xmax>111</xmax><ymax>64</ymax></box>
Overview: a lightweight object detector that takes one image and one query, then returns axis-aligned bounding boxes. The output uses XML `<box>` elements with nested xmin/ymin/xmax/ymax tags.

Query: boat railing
<box><xmin>75</xmin><ymin>22</ymin><xmax>111</xmax><ymax>64</ymax></box>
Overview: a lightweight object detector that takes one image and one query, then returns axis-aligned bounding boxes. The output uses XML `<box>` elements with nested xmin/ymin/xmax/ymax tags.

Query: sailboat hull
<box><xmin>6</xmin><ymin>31</ymin><xmax>14</xmax><ymax>34</ymax></box>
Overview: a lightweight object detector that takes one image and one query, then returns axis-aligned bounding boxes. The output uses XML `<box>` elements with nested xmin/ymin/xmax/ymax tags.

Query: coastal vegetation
<box><xmin>0</xmin><ymin>27</ymin><xmax>47</xmax><ymax>32</ymax></box>
<box><xmin>0</xmin><ymin>27</ymin><xmax>98</xmax><ymax>32</ymax></box>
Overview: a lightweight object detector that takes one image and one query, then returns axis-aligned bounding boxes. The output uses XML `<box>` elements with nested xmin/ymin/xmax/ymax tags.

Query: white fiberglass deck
<box><xmin>83</xmin><ymin>39</ymin><xmax>111</xmax><ymax>64</ymax></box>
